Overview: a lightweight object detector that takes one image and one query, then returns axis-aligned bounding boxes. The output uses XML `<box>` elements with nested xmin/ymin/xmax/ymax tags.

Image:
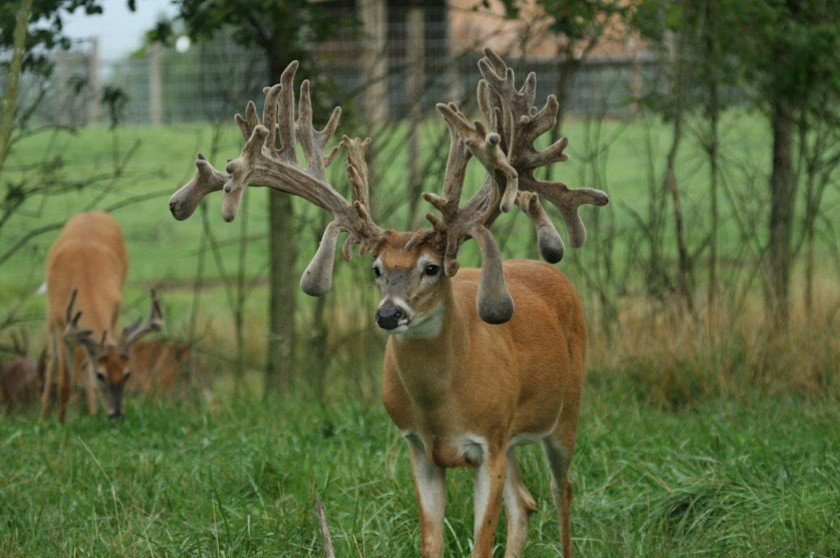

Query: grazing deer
<box><xmin>128</xmin><ymin>338</ymin><xmax>208</xmax><ymax>398</ymax></box>
<box><xmin>169</xmin><ymin>49</ymin><xmax>607</xmax><ymax>557</ymax></box>
<box><xmin>0</xmin><ymin>330</ymin><xmax>41</xmax><ymax>413</ymax></box>
<box><xmin>42</xmin><ymin>211</ymin><xmax>163</xmax><ymax>422</ymax></box>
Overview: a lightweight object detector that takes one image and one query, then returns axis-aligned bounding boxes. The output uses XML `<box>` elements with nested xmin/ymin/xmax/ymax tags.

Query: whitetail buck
<box><xmin>42</xmin><ymin>211</ymin><xmax>163</xmax><ymax>422</ymax></box>
<box><xmin>169</xmin><ymin>49</ymin><xmax>607</xmax><ymax>557</ymax></box>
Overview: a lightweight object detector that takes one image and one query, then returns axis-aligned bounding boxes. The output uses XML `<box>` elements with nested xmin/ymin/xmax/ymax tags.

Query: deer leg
<box><xmin>80</xmin><ymin>351</ymin><xmax>97</xmax><ymax>415</ymax></box>
<box><xmin>543</xmin><ymin>423</ymin><xmax>578</xmax><ymax>558</ymax></box>
<box><xmin>407</xmin><ymin>436</ymin><xmax>447</xmax><ymax>558</ymax></box>
<box><xmin>39</xmin><ymin>333</ymin><xmax>58</xmax><ymax>420</ymax></box>
<box><xmin>472</xmin><ymin>449</ymin><xmax>507</xmax><ymax>558</ymax></box>
<box><xmin>57</xmin><ymin>339</ymin><xmax>72</xmax><ymax>424</ymax></box>
<box><xmin>503</xmin><ymin>448</ymin><xmax>537</xmax><ymax>558</ymax></box>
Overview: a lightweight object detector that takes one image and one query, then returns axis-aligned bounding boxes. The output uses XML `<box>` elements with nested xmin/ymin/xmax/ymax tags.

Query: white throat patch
<box><xmin>395</xmin><ymin>301</ymin><xmax>445</xmax><ymax>340</ymax></box>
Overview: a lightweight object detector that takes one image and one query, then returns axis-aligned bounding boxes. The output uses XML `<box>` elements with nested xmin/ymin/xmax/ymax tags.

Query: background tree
<box><xmin>163</xmin><ymin>0</ymin><xmax>344</xmax><ymax>395</ymax></box>
<box><xmin>633</xmin><ymin>0</ymin><xmax>839</xmax><ymax>325</ymax></box>
<box><xmin>730</xmin><ymin>0</ymin><xmax>840</xmax><ymax>326</ymax></box>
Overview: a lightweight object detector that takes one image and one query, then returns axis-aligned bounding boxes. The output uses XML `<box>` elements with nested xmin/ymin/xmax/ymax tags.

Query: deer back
<box><xmin>45</xmin><ymin>212</ymin><xmax>128</xmax><ymax>337</ymax></box>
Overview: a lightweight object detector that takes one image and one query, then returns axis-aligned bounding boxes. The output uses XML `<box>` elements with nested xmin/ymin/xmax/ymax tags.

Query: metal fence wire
<box><xmin>18</xmin><ymin>9</ymin><xmax>669</xmax><ymax>127</ymax></box>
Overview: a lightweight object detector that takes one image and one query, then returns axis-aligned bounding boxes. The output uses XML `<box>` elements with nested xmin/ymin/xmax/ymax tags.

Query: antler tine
<box><xmin>63</xmin><ymin>288</ymin><xmax>98</xmax><ymax>354</ymax></box>
<box><xmin>338</xmin><ymin>135</ymin><xmax>385</xmax><ymax>262</ymax></box>
<box><xmin>169</xmin><ymin>153</ymin><xmax>228</xmax><ymax>221</ymax></box>
<box><xmin>260</xmin><ymin>85</ymin><xmax>282</xmax><ymax>147</ymax></box>
<box><xmin>235</xmin><ymin>101</ymin><xmax>261</xmax><ymax>142</ymax></box>
<box><xmin>277</xmin><ymin>60</ymin><xmax>299</xmax><ymax>162</ymax></box>
<box><xmin>121</xmin><ymin>290</ymin><xmax>164</xmax><ymax>349</ymax></box>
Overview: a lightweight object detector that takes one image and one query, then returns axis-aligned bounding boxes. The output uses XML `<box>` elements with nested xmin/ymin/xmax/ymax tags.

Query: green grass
<box><xmin>1</xmin><ymin>378</ymin><xmax>838</xmax><ymax>557</ymax></box>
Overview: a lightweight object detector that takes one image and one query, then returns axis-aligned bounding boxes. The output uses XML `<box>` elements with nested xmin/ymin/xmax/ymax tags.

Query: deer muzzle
<box><xmin>376</xmin><ymin>305</ymin><xmax>404</xmax><ymax>330</ymax></box>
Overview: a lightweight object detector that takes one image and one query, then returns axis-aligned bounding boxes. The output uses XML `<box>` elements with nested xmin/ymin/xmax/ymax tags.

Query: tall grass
<box><xmin>586</xmin><ymin>275</ymin><xmax>840</xmax><ymax>409</ymax></box>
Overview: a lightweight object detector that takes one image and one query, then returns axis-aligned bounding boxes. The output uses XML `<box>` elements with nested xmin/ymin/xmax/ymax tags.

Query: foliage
<box><xmin>0</xmin><ymin>0</ymin><xmax>133</xmax><ymax>76</ymax></box>
<box><xmin>730</xmin><ymin>0</ymin><xmax>840</xmax><ymax>113</ymax></box>
<box><xmin>496</xmin><ymin>0</ymin><xmax>630</xmax><ymax>44</ymax></box>
<box><xmin>159</xmin><ymin>0</ymin><xmax>344</xmax><ymax>72</ymax></box>
<box><xmin>633</xmin><ymin>0</ymin><xmax>840</xmax><ymax>117</ymax></box>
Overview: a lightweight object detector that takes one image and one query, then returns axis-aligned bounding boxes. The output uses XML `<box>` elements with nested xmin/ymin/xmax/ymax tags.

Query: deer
<box><xmin>42</xmin><ymin>211</ymin><xmax>164</xmax><ymax>422</ymax></box>
<box><xmin>127</xmin><ymin>338</ymin><xmax>208</xmax><ymax>398</ymax></box>
<box><xmin>168</xmin><ymin>49</ymin><xmax>608</xmax><ymax>557</ymax></box>
<box><xmin>0</xmin><ymin>330</ymin><xmax>41</xmax><ymax>413</ymax></box>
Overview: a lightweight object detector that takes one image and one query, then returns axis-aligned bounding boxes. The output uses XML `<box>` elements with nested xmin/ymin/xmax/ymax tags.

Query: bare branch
<box><xmin>314</xmin><ymin>498</ymin><xmax>336</xmax><ymax>558</ymax></box>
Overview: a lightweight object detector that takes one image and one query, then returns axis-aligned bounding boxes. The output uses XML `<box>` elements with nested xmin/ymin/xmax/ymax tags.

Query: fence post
<box><xmin>87</xmin><ymin>37</ymin><xmax>100</xmax><ymax>125</ymax></box>
<box><xmin>359</xmin><ymin>0</ymin><xmax>388</xmax><ymax>125</ymax></box>
<box><xmin>444</xmin><ymin>4</ymin><xmax>462</xmax><ymax>103</ymax></box>
<box><xmin>149</xmin><ymin>42</ymin><xmax>163</xmax><ymax>125</ymax></box>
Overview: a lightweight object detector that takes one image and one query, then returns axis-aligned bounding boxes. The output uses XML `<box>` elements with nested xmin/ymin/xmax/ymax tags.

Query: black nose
<box><xmin>376</xmin><ymin>306</ymin><xmax>404</xmax><ymax>330</ymax></box>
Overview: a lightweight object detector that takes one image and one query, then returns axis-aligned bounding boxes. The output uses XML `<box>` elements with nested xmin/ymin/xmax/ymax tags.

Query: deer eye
<box><xmin>372</xmin><ymin>266</ymin><xmax>381</xmax><ymax>278</ymax></box>
<box><xmin>424</xmin><ymin>264</ymin><xmax>440</xmax><ymax>276</ymax></box>
<box><xmin>95</xmin><ymin>370</ymin><xmax>106</xmax><ymax>382</ymax></box>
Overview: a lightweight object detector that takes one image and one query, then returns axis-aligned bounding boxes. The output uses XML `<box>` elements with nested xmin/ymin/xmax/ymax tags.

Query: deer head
<box><xmin>169</xmin><ymin>49</ymin><xmax>608</xmax><ymax>330</ymax></box>
<box><xmin>64</xmin><ymin>289</ymin><xmax>163</xmax><ymax>419</ymax></box>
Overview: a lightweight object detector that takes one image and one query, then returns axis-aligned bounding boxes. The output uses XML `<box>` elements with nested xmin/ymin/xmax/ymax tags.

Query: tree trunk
<box><xmin>265</xmin><ymin>50</ymin><xmax>298</xmax><ymax>396</ymax></box>
<box><xmin>703</xmin><ymin>0</ymin><xmax>720</xmax><ymax>326</ymax></box>
<box><xmin>266</xmin><ymin>190</ymin><xmax>296</xmax><ymax>395</ymax></box>
<box><xmin>766</xmin><ymin>99</ymin><xmax>796</xmax><ymax>326</ymax></box>
<box><xmin>546</xmin><ymin>56</ymin><xmax>580</xmax><ymax>182</ymax></box>
<box><xmin>406</xmin><ymin>4</ymin><xmax>426</xmax><ymax>230</ymax></box>
<box><xmin>359</xmin><ymin>0</ymin><xmax>388</xmax><ymax>126</ymax></box>
<box><xmin>664</xmin><ymin>115</ymin><xmax>693</xmax><ymax>314</ymax></box>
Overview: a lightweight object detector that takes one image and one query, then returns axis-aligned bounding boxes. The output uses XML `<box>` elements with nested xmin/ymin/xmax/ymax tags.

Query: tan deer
<box><xmin>169</xmin><ymin>49</ymin><xmax>607</xmax><ymax>557</ymax></box>
<box><xmin>42</xmin><ymin>211</ymin><xmax>163</xmax><ymax>422</ymax></box>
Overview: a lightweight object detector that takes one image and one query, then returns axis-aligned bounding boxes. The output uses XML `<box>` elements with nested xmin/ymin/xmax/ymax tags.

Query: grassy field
<box><xmin>1</xmin><ymin>117</ymin><xmax>838</xmax><ymax>556</ymax></box>
<box><xmin>2</xmin><ymin>114</ymin><xmax>832</xmax><ymax>357</ymax></box>
<box><xmin>1</xmin><ymin>378</ymin><xmax>838</xmax><ymax>557</ymax></box>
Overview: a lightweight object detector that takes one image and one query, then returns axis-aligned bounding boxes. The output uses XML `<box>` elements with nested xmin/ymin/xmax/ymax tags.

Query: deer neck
<box><xmin>389</xmin><ymin>284</ymin><xmax>468</xmax><ymax>410</ymax></box>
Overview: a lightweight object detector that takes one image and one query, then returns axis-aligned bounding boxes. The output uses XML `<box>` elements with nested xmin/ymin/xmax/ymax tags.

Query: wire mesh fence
<box><xmin>23</xmin><ymin>8</ymin><xmax>664</xmax><ymax>128</ymax></box>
